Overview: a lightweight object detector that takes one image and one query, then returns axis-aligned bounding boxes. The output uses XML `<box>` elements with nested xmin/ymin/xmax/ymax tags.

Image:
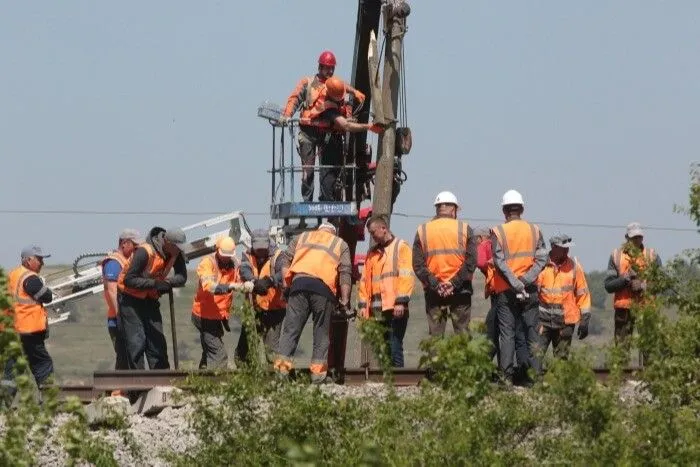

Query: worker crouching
<box><xmin>536</xmin><ymin>234</ymin><xmax>591</xmax><ymax>361</ymax></box>
<box><xmin>191</xmin><ymin>236</ymin><xmax>240</xmax><ymax>370</ymax></box>
<box><xmin>358</xmin><ymin>215</ymin><xmax>414</xmax><ymax>367</ymax></box>
<box><xmin>275</xmin><ymin>223</ymin><xmax>352</xmax><ymax>383</ymax></box>
<box><xmin>117</xmin><ymin>227</ymin><xmax>188</xmax><ymax>370</ymax></box>
<box><xmin>235</xmin><ymin>229</ymin><xmax>287</xmax><ymax>365</ymax></box>
<box><xmin>3</xmin><ymin>245</ymin><xmax>55</xmax><ymax>394</ymax></box>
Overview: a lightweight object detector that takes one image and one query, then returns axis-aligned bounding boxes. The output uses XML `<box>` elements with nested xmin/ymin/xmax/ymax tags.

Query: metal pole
<box><xmin>168</xmin><ymin>290</ymin><xmax>179</xmax><ymax>370</ymax></box>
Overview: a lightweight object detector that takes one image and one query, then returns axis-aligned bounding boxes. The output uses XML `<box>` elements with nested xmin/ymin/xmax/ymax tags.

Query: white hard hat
<box><xmin>434</xmin><ymin>191</ymin><xmax>459</xmax><ymax>207</ymax></box>
<box><xmin>501</xmin><ymin>189</ymin><xmax>524</xmax><ymax>206</ymax></box>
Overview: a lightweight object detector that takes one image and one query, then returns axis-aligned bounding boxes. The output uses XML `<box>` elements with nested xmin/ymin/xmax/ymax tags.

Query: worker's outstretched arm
<box><xmin>23</xmin><ymin>275</ymin><xmax>53</xmax><ymax>304</ymax></box>
<box><xmin>333</xmin><ymin>115</ymin><xmax>372</xmax><ymax>133</ymax></box>
<box><xmin>283</xmin><ymin>78</ymin><xmax>309</xmax><ymax>118</ymax></box>
<box><xmin>238</xmin><ymin>253</ymin><xmax>256</xmax><ymax>282</ymax></box>
<box><xmin>271</xmin><ymin>252</ymin><xmax>285</xmax><ymax>288</ymax></box>
<box><xmin>520</xmin><ymin>229</ymin><xmax>548</xmax><ymax>286</ymax></box>
<box><xmin>198</xmin><ymin>257</ymin><xmax>230</xmax><ymax>295</ymax></box>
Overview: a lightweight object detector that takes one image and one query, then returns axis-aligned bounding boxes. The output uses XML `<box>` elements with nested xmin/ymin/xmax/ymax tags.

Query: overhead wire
<box><xmin>0</xmin><ymin>209</ymin><xmax>697</xmax><ymax>232</ymax></box>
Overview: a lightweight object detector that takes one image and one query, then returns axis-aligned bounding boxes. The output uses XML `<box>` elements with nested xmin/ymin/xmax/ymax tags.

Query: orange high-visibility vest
<box><xmin>192</xmin><ymin>254</ymin><xmax>238</xmax><ymax>320</ymax></box>
<box><xmin>244</xmin><ymin>251</ymin><xmax>286</xmax><ymax>311</ymax></box>
<box><xmin>416</xmin><ymin>217</ymin><xmax>469</xmax><ymax>283</ymax></box>
<box><xmin>101</xmin><ymin>251</ymin><xmax>128</xmax><ymax>319</ymax></box>
<box><xmin>117</xmin><ymin>244</ymin><xmax>167</xmax><ymax>300</ymax></box>
<box><xmin>611</xmin><ymin>247</ymin><xmax>656</xmax><ymax>310</ymax></box>
<box><xmin>358</xmin><ymin>237</ymin><xmax>414</xmax><ymax>314</ymax></box>
<box><xmin>8</xmin><ymin>266</ymin><xmax>48</xmax><ymax>334</ymax></box>
<box><xmin>491</xmin><ymin>220</ymin><xmax>541</xmax><ymax>294</ymax></box>
<box><xmin>537</xmin><ymin>257</ymin><xmax>591</xmax><ymax>324</ymax></box>
<box><xmin>284</xmin><ymin>230</ymin><xmax>343</xmax><ymax>295</ymax></box>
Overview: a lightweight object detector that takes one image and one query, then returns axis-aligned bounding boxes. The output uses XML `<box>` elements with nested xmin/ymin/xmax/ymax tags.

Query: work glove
<box><xmin>242</xmin><ymin>281</ymin><xmax>255</xmax><ymax>293</ymax></box>
<box><xmin>221</xmin><ymin>318</ymin><xmax>231</xmax><ymax>333</ymax></box>
<box><xmin>512</xmin><ymin>279</ymin><xmax>526</xmax><ymax>295</ymax></box>
<box><xmin>630</xmin><ymin>279</ymin><xmax>645</xmax><ymax>293</ymax></box>
<box><xmin>155</xmin><ymin>280</ymin><xmax>172</xmax><ymax>294</ymax></box>
<box><xmin>278</xmin><ymin>115</ymin><xmax>289</xmax><ymax>126</ymax></box>
<box><xmin>577</xmin><ymin>314</ymin><xmax>590</xmax><ymax>340</ymax></box>
<box><xmin>214</xmin><ymin>284</ymin><xmax>230</xmax><ymax>295</ymax></box>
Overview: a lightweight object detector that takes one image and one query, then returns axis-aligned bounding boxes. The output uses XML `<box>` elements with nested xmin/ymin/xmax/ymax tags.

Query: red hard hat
<box><xmin>318</xmin><ymin>50</ymin><xmax>337</xmax><ymax>67</ymax></box>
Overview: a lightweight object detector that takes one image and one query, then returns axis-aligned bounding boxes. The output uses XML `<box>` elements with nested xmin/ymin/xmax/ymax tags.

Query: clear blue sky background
<box><xmin>1</xmin><ymin>1</ymin><xmax>698</xmax><ymax>272</ymax></box>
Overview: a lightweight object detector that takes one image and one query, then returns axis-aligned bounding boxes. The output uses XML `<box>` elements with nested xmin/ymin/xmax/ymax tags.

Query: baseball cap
<box><xmin>164</xmin><ymin>228</ymin><xmax>187</xmax><ymax>245</ymax></box>
<box><xmin>119</xmin><ymin>228</ymin><xmax>143</xmax><ymax>243</ymax></box>
<box><xmin>251</xmin><ymin>229</ymin><xmax>270</xmax><ymax>250</ymax></box>
<box><xmin>549</xmin><ymin>234</ymin><xmax>575</xmax><ymax>248</ymax></box>
<box><xmin>626</xmin><ymin>222</ymin><xmax>644</xmax><ymax>238</ymax></box>
<box><xmin>21</xmin><ymin>245</ymin><xmax>51</xmax><ymax>260</ymax></box>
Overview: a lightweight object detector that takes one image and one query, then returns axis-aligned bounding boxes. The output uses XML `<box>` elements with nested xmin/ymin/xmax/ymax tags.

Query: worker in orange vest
<box><xmin>604</xmin><ymin>222</ymin><xmax>661</xmax><ymax>357</ymax></box>
<box><xmin>357</xmin><ymin>215</ymin><xmax>414</xmax><ymax>367</ymax></box>
<box><xmin>537</xmin><ymin>234</ymin><xmax>591</xmax><ymax>361</ymax></box>
<box><xmin>3</xmin><ymin>245</ymin><xmax>55</xmax><ymax>391</ymax></box>
<box><xmin>275</xmin><ymin>223</ymin><xmax>352</xmax><ymax>383</ymax></box>
<box><xmin>235</xmin><ymin>229</ymin><xmax>287</xmax><ymax>365</ymax></box>
<box><xmin>100</xmin><ymin>228</ymin><xmax>142</xmax><ymax>372</ymax></box>
<box><xmin>412</xmin><ymin>191</ymin><xmax>477</xmax><ymax>339</ymax></box>
<box><xmin>117</xmin><ymin>227</ymin><xmax>188</xmax><ymax>370</ymax></box>
<box><xmin>191</xmin><ymin>236</ymin><xmax>244</xmax><ymax>370</ymax></box>
<box><xmin>490</xmin><ymin>189</ymin><xmax>547</xmax><ymax>384</ymax></box>
<box><xmin>281</xmin><ymin>50</ymin><xmax>368</xmax><ymax>203</ymax></box>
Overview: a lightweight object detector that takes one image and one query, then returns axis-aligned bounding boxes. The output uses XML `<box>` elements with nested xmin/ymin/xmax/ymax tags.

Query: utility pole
<box><xmin>362</xmin><ymin>0</ymin><xmax>410</xmax><ymax>369</ymax></box>
<box><xmin>371</xmin><ymin>0</ymin><xmax>410</xmax><ymax>228</ymax></box>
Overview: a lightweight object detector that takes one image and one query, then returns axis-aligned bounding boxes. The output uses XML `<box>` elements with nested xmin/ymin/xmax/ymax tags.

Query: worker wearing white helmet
<box><xmin>412</xmin><ymin>191</ymin><xmax>477</xmax><ymax>344</ymax></box>
<box><xmin>489</xmin><ymin>189</ymin><xmax>547</xmax><ymax>384</ymax></box>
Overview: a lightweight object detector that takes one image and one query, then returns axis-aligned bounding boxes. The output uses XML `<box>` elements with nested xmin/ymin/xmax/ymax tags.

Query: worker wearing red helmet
<box><xmin>281</xmin><ymin>50</ymin><xmax>369</xmax><ymax>203</ymax></box>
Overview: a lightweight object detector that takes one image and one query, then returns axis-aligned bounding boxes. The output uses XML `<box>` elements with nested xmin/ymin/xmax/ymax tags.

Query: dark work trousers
<box><xmin>614</xmin><ymin>307</ymin><xmax>648</xmax><ymax>366</ymax></box>
<box><xmin>3</xmin><ymin>331</ymin><xmax>54</xmax><ymax>389</ymax></box>
<box><xmin>425</xmin><ymin>293</ymin><xmax>472</xmax><ymax>337</ymax></box>
<box><xmin>539</xmin><ymin>323</ymin><xmax>575</xmax><ymax>360</ymax></box>
<box><xmin>376</xmin><ymin>309</ymin><xmax>409</xmax><ymax>368</ymax></box>
<box><xmin>277</xmin><ymin>291</ymin><xmax>334</xmax><ymax>368</ymax></box>
<box><xmin>191</xmin><ymin>314</ymin><xmax>228</xmax><ymax>370</ymax></box>
<box><xmin>494</xmin><ymin>288</ymin><xmax>541</xmax><ymax>381</ymax></box>
<box><xmin>235</xmin><ymin>309</ymin><xmax>286</xmax><ymax>364</ymax></box>
<box><xmin>117</xmin><ymin>293</ymin><xmax>170</xmax><ymax>370</ymax></box>
<box><xmin>485</xmin><ymin>296</ymin><xmax>500</xmax><ymax>364</ymax></box>
<box><xmin>108</xmin><ymin>324</ymin><xmax>129</xmax><ymax>370</ymax></box>
<box><xmin>297</xmin><ymin>126</ymin><xmax>343</xmax><ymax>202</ymax></box>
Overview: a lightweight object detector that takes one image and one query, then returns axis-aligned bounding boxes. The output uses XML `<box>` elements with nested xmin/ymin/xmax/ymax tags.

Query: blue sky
<box><xmin>1</xmin><ymin>1</ymin><xmax>698</xmax><ymax>272</ymax></box>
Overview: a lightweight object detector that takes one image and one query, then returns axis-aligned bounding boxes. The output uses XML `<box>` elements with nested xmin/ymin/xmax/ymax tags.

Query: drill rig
<box><xmin>257</xmin><ymin>0</ymin><xmax>411</xmax><ymax>380</ymax></box>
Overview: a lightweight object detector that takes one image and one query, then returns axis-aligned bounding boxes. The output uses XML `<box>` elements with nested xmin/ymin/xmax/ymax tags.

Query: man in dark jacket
<box><xmin>117</xmin><ymin>227</ymin><xmax>188</xmax><ymax>370</ymax></box>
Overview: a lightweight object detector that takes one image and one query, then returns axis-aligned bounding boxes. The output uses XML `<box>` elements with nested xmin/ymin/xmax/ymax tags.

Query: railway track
<box><xmin>57</xmin><ymin>366</ymin><xmax>643</xmax><ymax>403</ymax></box>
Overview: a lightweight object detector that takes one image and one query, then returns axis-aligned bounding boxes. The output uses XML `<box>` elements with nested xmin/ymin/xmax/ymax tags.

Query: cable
<box><xmin>0</xmin><ymin>208</ymin><xmax>696</xmax><ymax>232</ymax></box>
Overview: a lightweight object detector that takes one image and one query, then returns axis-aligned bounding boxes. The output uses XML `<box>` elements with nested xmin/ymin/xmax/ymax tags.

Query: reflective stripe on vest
<box><xmin>285</xmin><ymin>230</ymin><xmax>343</xmax><ymax>295</ymax></box>
<box><xmin>366</xmin><ymin>238</ymin><xmax>413</xmax><ymax>311</ymax></box>
<box><xmin>192</xmin><ymin>254</ymin><xmax>237</xmax><ymax>320</ymax></box>
<box><xmin>612</xmin><ymin>247</ymin><xmax>655</xmax><ymax>309</ymax></box>
<box><xmin>417</xmin><ymin>218</ymin><xmax>468</xmax><ymax>282</ymax></box>
<box><xmin>8</xmin><ymin>265</ymin><xmax>48</xmax><ymax>334</ymax></box>
<box><xmin>255</xmin><ymin>250</ymin><xmax>287</xmax><ymax>311</ymax></box>
<box><xmin>101</xmin><ymin>251</ymin><xmax>127</xmax><ymax>319</ymax></box>
<box><xmin>492</xmin><ymin>220</ymin><xmax>540</xmax><ymax>294</ymax></box>
<box><xmin>538</xmin><ymin>257</ymin><xmax>580</xmax><ymax>324</ymax></box>
<box><xmin>117</xmin><ymin>243</ymin><xmax>166</xmax><ymax>300</ymax></box>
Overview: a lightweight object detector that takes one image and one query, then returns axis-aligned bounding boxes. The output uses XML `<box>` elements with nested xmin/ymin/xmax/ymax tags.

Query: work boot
<box><xmin>310</xmin><ymin>373</ymin><xmax>332</xmax><ymax>385</ymax></box>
